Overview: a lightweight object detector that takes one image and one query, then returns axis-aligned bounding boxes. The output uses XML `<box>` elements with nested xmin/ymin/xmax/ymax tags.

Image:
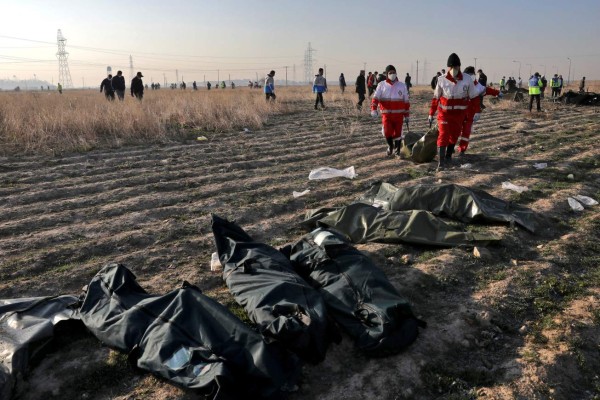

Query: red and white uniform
<box><xmin>429</xmin><ymin>71</ymin><xmax>479</xmax><ymax>147</ymax></box>
<box><xmin>457</xmin><ymin>81</ymin><xmax>500</xmax><ymax>153</ymax></box>
<box><xmin>371</xmin><ymin>79</ymin><xmax>410</xmax><ymax>139</ymax></box>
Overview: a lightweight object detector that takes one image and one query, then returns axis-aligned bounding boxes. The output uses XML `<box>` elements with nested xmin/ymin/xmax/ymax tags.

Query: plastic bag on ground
<box><xmin>308</xmin><ymin>166</ymin><xmax>356</xmax><ymax>180</ymax></box>
<box><xmin>210</xmin><ymin>252</ymin><xmax>222</xmax><ymax>272</ymax></box>
<box><xmin>502</xmin><ymin>181</ymin><xmax>529</xmax><ymax>193</ymax></box>
<box><xmin>292</xmin><ymin>189</ymin><xmax>310</xmax><ymax>198</ymax></box>
<box><xmin>573</xmin><ymin>195</ymin><xmax>598</xmax><ymax>206</ymax></box>
<box><xmin>533</xmin><ymin>163</ymin><xmax>547</xmax><ymax>169</ymax></box>
<box><xmin>568</xmin><ymin>197</ymin><xmax>585</xmax><ymax>211</ymax></box>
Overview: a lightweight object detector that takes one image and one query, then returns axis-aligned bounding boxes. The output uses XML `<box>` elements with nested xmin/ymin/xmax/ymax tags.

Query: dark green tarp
<box><xmin>79</xmin><ymin>263</ymin><xmax>301</xmax><ymax>400</ymax></box>
<box><xmin>400</xmin><ymin>125</ymin><xmax>438</xmax><ymax>163</ymax></box>
<box><xmin>302</xmin><ymin>203</ymin><xmax>500</xmax><ymax>247</ymax></box>
<box><xmin>211</xmin><ymin>214</ymin><xmax>336</xmax><ymax>364</ymax></box>
<box><xmin>358</xmin><ymin>182</ymin><xmax>541</xmax><ymax>233</ymax></box>
<box><xmin>284</xmin><ymin>229</ymin><xmax>424</xmax><ymax>357</ymax></box>
<box><xmin>0</xmin><ymin>295</ymin><xmax>80</xmax><ymax>400</ymax></box>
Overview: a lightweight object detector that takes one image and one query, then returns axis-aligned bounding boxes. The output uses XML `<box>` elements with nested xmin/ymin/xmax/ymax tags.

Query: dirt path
<box><xmin>1</xmin><ymin>92</ymin><xmax>599</xmax><ymax>399</ymax></box>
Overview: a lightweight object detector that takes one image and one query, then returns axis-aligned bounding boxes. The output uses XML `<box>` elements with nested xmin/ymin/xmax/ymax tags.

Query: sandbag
<box><xmin>358</xmin><ymin>182</ymin><xmax>541</xmax><ymax>233</ymax></box>
<box><xmin>0</xmin><ymin>295</ymin><xmax>81</xmax><ymax>400</ymax></box>
<box><xmin>285</xmin><ymin>229</ymin><xmax>424</xmax><ymax>357</ymax></box>
<box><xmin>211</xmin><ymin>214</ymin><xmax>336</xmax><ymax>364</ymax></box>
<box><xmin>79</xmin><ymin>263</ymin><xmax>300</xmax><ymax>400</ymax></box>
<box><xmin>302</xmin><ymin>203</ymin><xmax>500</xmax><ymax>247</ymax></box>
<box><xmin>400</xmin><ymin>125</ymin><xmax>438</xmax><ymax>163</ymax></box>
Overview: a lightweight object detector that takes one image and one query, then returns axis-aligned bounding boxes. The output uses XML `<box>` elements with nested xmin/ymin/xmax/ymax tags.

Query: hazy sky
<box><xmin>1</xmin><ymin>0</ymin><xmax>598</xmax><ymax>87</ymax></box>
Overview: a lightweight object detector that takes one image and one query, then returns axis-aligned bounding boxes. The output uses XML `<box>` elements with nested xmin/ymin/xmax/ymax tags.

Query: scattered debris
<box><xmin>568</xmin><ymin>197</ymin><xmax>585</xmax><ymax>211</ymax></box>
<box><xmin>519</xmin><ymin>325</ymin><xmax>528</xmax><ymax>334</ymax></box>
<box><xmin>292</xmin><ymin>189</ymin><xmax>310</xmax><ymax>198</ymax></box>
<box><xmin>475</xmin><ymin>311</ymin><xmax>492</xmax><ymax>327</ymax></box>
<box><xmin>196</xmin><ymin>136</ymin><xmax>208</xmax><ymax>141</ymax></box>
<box><xmin>308</xmin><ymin>166</ymin><xmax>356</xmax><ymax>180</ymax></box>
<box><xmin>401</xmin><ymin>254</ymin><xmax>414</xmax><ymax>265</ymax></box>
<box><xmin>210</xmin><ymin>252</ymin><xmax>221</xmax><ymax>272</ymax></box>
<box><xmin>511</xmin><ymin>259</ymin><xmax>519</xmax><ymax>266</ymax></box>
<box><xmin>243</xmin><ymin>128</ymin><xmax>252</xmax><ymax>133</ymax></box>
<box><xmin>473</xmin><ymin>246</ymin><xmax>492</xmax><ymax>260</ymax></box>
<box><xmin>567</xmin><ymin>173</ymin><xmax>575</xmax><ymax>180</ymax></box>
<box><xmin>460</xmin><ymin>163</ymin><xmax>473</xmax><ymax>169</ymax></box>
<box><xmin>502</xmin><ymin>181</ymin><xmax>529</xmax><ymax>193</ymax></box>
<box><xmin>573</xmin><ymin>195</ymin><xmax>598</xmax><ymax>206</ymax></box>
<box><xmin>533</xmin><ymin>163</ymin><xmax>548</xmax><ymax>169</ymax></box>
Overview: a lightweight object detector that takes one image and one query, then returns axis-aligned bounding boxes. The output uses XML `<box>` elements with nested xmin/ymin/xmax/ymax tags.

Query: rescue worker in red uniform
<box><xmin>456</xmin><ymin>66</ymin><xmax>502</xmax><ymax>156</ymax></box>
<box><xmin>428</xmin><ymin>53</ymin><xmax>479</xmax><ymax>170</ymax></box>
<box><xmin>371</xmin><ymin>65</ymin><xmax>410</xmax><ymax>156</ymax></box>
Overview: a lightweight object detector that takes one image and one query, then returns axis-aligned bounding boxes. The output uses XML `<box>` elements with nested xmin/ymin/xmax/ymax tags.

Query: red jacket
<box><xmin>371</xmin><ymin>79</ymin><xmax>410</xmax><ymax>117</ymax></box>
<box><xmin>429</xmin><ymin>72</ymin><xmax>479</xmax><ymax>120</ymax></box>
<box><xmin>469</xmin><ymin>81</ymin><xmax>500</xmax><ymax>115</ymax></box>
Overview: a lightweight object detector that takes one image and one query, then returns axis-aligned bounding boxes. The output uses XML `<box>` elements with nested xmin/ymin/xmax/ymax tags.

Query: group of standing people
<box><xmin>100</xmin><ymin>71</ymin><xmax>145</xmax><ymax>101</ymax></box>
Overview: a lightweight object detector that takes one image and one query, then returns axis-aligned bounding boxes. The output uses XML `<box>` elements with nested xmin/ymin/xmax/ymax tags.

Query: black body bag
<box><xmin>79</xmin><ymin>263</ymin><xmax>300</xmax><ymax>400</ymax></box>
<box><xmin>211</xmin><ymin>214</ymin><xmax>337</xmax><ymax>364</ymax></box>
<box><xmin>285</xmin><ymin>228</ymin><xmax>425</xmax><ymax>357</ymax></box>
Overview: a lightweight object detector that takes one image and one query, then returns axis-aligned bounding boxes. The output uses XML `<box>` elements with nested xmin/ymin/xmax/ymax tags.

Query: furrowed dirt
<box><xmin>1</xmin><ymin>88</ymin><xmax>599</xmax><ymax>399</ymax></box>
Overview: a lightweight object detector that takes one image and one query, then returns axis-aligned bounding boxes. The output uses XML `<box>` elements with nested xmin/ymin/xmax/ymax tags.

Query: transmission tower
<box><xmin>56</xmin><ymin>29</ymin><xmax>73</xmax><ymax>88</ymax></box>
<box><xmin>129</xmin><ymin>55</ymin><xmax>134</xmax><ymax>79</ymax></box>
<box><xmin>304</xmin><ymin>42</ymin><xmax>315</xmax><ymax>84</ymax></box>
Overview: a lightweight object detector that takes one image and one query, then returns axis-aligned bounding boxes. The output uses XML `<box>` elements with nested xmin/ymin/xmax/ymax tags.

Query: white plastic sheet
<box><xmin>533</xmin><ymin>163</ymin><xmax>547</xmax><ymax>169</ymax></box>
<box><xmin>573</xmin><ymin>195</ymin><xmax>598</xmax><ymax>206</ymax></box>
<box><xmin>460</xmin><ymin>163</ymin><xmax>473</xmax><ymax>169</ymax></box>
<box><xmin>567</xmin><ymin>197</ymin><xmax>584</xmax><ymax>211</ymax></box>
<box><xmin>210</xmin><ymin>252</ymin><xmax>222</xmax><ymax>272</ymax></box>
<box><xmin>502</xmin><ymin>182</ymin><xmax>529</xmax><ymax>193</ymax></box>
<box><xmin>292</xmin><ymin>189</ymin><xmax>310</xmax><ymax>198</ymax></box>
<box><xmin>308</xmin><ymin>166</ymin><xmax>356</xmax><ymax>180</ymax></box>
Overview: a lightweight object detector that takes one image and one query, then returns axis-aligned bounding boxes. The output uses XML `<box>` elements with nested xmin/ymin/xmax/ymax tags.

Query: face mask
<box><xmin>450</xmin><ymin>67</ymin><xmax>460</xmax><ymax>77</ymax></box>
<box><xmin>388</xmin><ymin>73</ymin><xmax>397</xmax><ymax>81</ymax></box>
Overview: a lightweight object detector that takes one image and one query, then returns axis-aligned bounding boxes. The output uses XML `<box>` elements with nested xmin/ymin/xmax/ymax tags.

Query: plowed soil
<box><xmin>1</xmin><ymin>88</ymin><xmax>599</xmax><ymax>400</ymax></box>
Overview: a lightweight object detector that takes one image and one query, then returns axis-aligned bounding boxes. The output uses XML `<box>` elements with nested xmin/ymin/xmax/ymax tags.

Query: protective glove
<box><xmin>405</xmin><ymin>117</ymin><xmax>410</xmax><ymax>124</ymax></box>
<box><xmin>473</xmin><ymin>113</ymin><xmax>481</xmax><ymax>122</ymax></box>
<box><xmin>370</xmin><ymin>110</ymin><xmax>378</xmax><ymax>117</ymax></box>
<box><xmin>498</xmin><ymin>92</ymin><xmax>503</xmax><ymax>98</ymax></box>
<box><xmin>428</xmin><ymin>115</ymin><xmax>434</xmax><ymax>124</ymax></box>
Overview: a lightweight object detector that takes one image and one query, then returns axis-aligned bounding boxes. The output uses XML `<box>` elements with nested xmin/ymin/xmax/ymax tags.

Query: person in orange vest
<box><xmin>371</xmin><ymin>65</ymin><xmax>410</xmax><ymax>157</ymax></box>
<box><xmin>428</xmin><ymin>53</ymin><xmax>479</xmax><ymax>170</ymax></box>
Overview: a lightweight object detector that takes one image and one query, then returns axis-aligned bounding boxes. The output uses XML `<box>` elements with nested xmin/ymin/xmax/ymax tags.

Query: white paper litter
<box><xmin>533</xmin><ymin>163</ymin><xmax>547</xmax><ymax>169</ymax></box>
<box><xmin>567</xmin><ymin>197</ymin><xmax>584</xmax><ymax>211</ymax></box>
<box><xmin>210</xmin><ymin>252</ymin><xmax>222</xmax><ymax>272</ymax></box>
<box><xmin>460</xmin><ymin>163</ymin><xmax>473</xmax><ymax>169</ymax></box>
<box><xmin>308</xmin><ymin>166</ymin><xmax>356</xmax><ymax>180</ymax></box>
<box><xmin>292</xmin><ymin>189</ymin><xmax>310</xmax><ymax>198</ymax></box>
<box><xmin>502</xmin><ymin>182</ymin><xmax>529</xmax><ymax>193</ymax></box>
<box><xmin>573</xmin><ymin>195</ymin><xmax>598</xmax><ymax>206</ymax></box>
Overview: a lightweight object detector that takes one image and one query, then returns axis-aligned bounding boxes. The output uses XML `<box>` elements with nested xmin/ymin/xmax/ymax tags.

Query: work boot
<box><xmin>445</xmin><ymin>143</ymin><xmax>455</xmax><ymax>166</ymax></box>
<box><xmin>394</xmin><ymin>140</ymin><xmax>402</xmax><ymax>156</ymax></box>
<box><xmin>386</xmin><ymin>137</ymin><xmax>394</xmax><ymax>157</ymax></box>
<box><xmin>437</xmin><ymin>146</ymin><xmax>447</xmax><ymax>171</ymax></box>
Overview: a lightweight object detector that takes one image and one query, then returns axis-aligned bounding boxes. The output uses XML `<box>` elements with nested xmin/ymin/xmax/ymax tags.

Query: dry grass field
<box><xmin>0</xmin><ymin>83</ymin><xmax>599</xmax><ymax>400</ymax></box>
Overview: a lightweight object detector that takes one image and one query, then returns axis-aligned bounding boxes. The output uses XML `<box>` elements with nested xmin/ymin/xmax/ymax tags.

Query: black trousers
<box><xmin>357</xmin><ymin>92</ymin><xmax>365</xmax><ymax>108</ymax></box>
<box><xmin>551</xmin><ymin>88</ymin><xmax>559</xmax><ymax>97</ymax></box>
<box><xmin>315</xmin><ymin>92</ymin><xmax>324</xmax><ymax>108</ymax></box>
<box><xmin>133</xmin><ymin>92</ymin><xmax>143</xmax><ymax>101</ymax></box>
<box><xmin>105</xmin><ymin>91</ymin><xmax>115</xmax><ymax>101</ymax></box>
<box><xmin>265</xmin><ymin>93</ymin><xmax>276</xmax><ymax>102</ymax></box>
<box><xmin>529</xmin><ymin>94</ymin><xmax>541</xmax><ymax>111</ymax></box>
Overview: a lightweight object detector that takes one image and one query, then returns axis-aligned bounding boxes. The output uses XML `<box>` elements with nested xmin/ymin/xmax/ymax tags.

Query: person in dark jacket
<box><xmin>540</xmin><ymin>75</ymin><xmax>548</xmax><ymax>98</ymax></box>
<box><xmin>404</xmin><ymin>73</ymin><xmax>412</xmax><ymax>94</ymax></box>
<box><xmin>131</xmin><ymin>71</ymin><xmax>144</xmax><ymax>100</ymax></box>
<box><xmin>339</xmin><ymin>73</ymin><xmax>347</xmax><ymax>93</ymax></box>
<box><xmin>477</xmin><ymin>69</ymin><xmax>487</xmax><ymax>109</ymax></box>
<box><xmin>100</xmin><ymin>74</ymin><xmax>115</xmax><ymax>101</ymax></box>
<box><xmin>431</xmin><ymin>72</ymin><xmax>441</xmax><ymax>90</ymax></box>
<box><xmin>355</xmin><ymin>70</ymin><xmax>366</xmax><ymax>110</ymax></box>
<box><xmin>112</xmin><ymin>70</ymin><xmax>126</xmax><ymax>101</ymax></box>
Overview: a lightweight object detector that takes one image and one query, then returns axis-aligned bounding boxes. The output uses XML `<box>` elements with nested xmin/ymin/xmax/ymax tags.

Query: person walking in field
<box><xmin>550</xmin><ymin>74</ymin><xmax>560</xmax><ymax>98</ymax></box>
<box><xmin>404</xmin><ymin>73</ymin><xmax>412</xmax><ymax>94</ymax></box>
<box><xmin>456</xmin><ymin>66</ymin><xmax>502</xmax><ymax>156</ymax></box>
<box><xmin>428</xmin><ymin>53</ymin><xmax>479</xmax><ymax>171</ymax></box>
<box><xmin>367</xmin><ymin>72</ymin><xmax>374</xmax><ymax>97</ymax></box>
<box><xmin>112</xmin><ymin>70</ymin><xmax>126</xmax><ymax>101</ymax></box>
<box><xmin>371</xmin><ymin>65</ymin><xmax>410</xmax><ymax>157</ymax></box>
<box><xmin>500</xmin><ymin>76</ymin><xmax>506</xmax><ymax>91</ymax></box>
<box><xmin>558</xmin><ymin>75</ymin><xmax>563</xmax><ymax>95</ymax></box>
<box><xmin>579</xmin><ymin>77</ymin><xmax>586</xmax><ymax>93</ymax></box>
<box><xmin>339</xmin><ymin>73</ymin><xmax>347</xmax><ymax>93</ymax></box>
<box><xmin>131</xmin><ymin>71</ymin><xmax>144</xmax><ymax>101</ymax></box>
<box><xmin>207</xmin><ymin>81</ymin><xmax>211</xmax><ymax>90</ymax></box>
<box><xmin>355</xmin><ymin>70</ymin><xmax>366</xmax><ymax>110</ymax></box>
<box><xmin>477</xmin><ymin>69</ymin><xmax>487</xmax><ymax>109</ymax></box>
<box><xmin>264</xmin><ymin>70</ymin><xmax>276</xmax><ymax>102</ymax></box>
<box><xmin>528</xmin><ymin>72</ymin><xmax>543</xmax><ymax>112</ymax></box>
<box><xmin>100</xmin><ymin>74</ymin><xmax>115</xmax><ymax>101</ymax></box>
<box><xmin>57</xmin><ymin>83</ymin><xmax>62</xmax><ymax>94</ymax></box>
<box><xmin>313</xmin><ymin>68</ymin><xmax>327</xmax><ymax>110</ymax></box>
<box><xmin>431</xmin><ymin>72</ymin><xmax>441</xmax><ymax>90</ymax></box>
